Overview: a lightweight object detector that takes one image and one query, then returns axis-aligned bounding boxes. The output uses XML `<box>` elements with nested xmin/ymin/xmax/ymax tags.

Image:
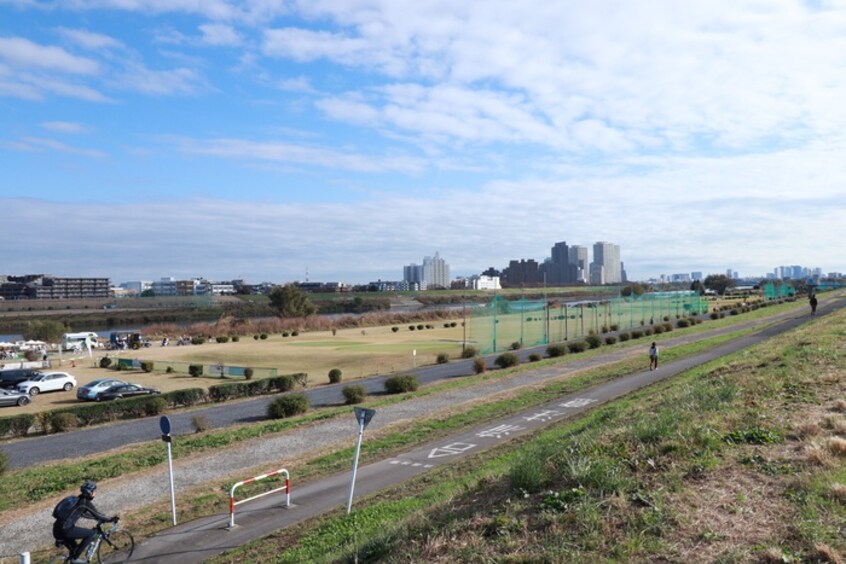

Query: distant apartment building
<box><xmin>502</xmin><ymin>259</ymin><xmax>540</xmax><ymax>287</ymax></box>
<box><xmin>151</xmin><ymin>278</ymin><xmax>178</xmax><ymax>296</ymax></box>
<box><xmin>473</xmin><ymin>275</ymin><xmax>502</xmax><ymax>291</ymax></box>
<box><xmin>569</xmin><ymin>245</ymin><xmax>588</xmax><ymax>284</ymax></box>
<box><xmin>403</xmin><ymin>252</ymin><xmax>450</xmax><ymax>290</ymax></box>
<box><xmin>590</xmin><ymin>242</ymin><xmax>622</xmax><ymax>285</ymax></box>
<box><xmin>0</xmin><ymin>274</ymin><xmax>110</xmax><ymax>300</ymax></box>
<box><xmin>120</xmin><ymin>280</ymin><xmax>152</xmax><ymax>295</ymax></box>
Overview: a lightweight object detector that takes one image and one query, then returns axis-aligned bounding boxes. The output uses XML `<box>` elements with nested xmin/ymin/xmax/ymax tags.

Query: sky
<box><xmin>2</xmin><ymin>0</ymin><xmax>846</xmax><ymax>285</ymax></box>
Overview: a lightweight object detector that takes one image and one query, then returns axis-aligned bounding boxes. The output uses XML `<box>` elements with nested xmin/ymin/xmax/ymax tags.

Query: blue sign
<box><xmin>354</xmin><ymin>407</ymin><xmax>376</xmax><ymax>430</ymax></box>
<box><xmin>159</xmin><ymin>415</ymin><xmax>172</xmax><ymax>436</ymax></box>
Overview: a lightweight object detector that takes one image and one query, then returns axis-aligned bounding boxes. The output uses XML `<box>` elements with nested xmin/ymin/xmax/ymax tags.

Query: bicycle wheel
<box><xmin>96</xmin><ymin>529</ymin><xmax>135</xmax><ymax>563</ymax></box>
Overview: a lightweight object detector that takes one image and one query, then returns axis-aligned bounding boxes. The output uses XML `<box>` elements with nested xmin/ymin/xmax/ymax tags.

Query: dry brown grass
<box><xmin>805</xmin><ymin>442</ymin><xmax>835</xmax><ymax>467</ymax></box>
<box><xmin>827</xmin><ymin>437</ymin><xmax>846</xmax><ymax>456</ymax></box>
<box><xmin>812</xmin><ymin>544</ymin><xmax>844</xmax><ymax>564</ymax></box>
<box><xmin>830</xmin><ymin>483</ymin><xmax>846</xmax><ymax>503</ymax></box>
<box><xmin>831</xmin><ymin>399</ymin><xmax>846</xmax><ymax>413</ymax></box>
<box><xmin>794</xmin><ymin>421</ymin><xmax>822</xmax><ymax>440</ymax></box>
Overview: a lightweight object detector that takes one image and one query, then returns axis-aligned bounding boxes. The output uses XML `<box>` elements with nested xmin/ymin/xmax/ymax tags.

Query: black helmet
<box><xmin>80</xmin><ymin>481</ymin><xmax>97</xmax><ymax>496</ymax></box>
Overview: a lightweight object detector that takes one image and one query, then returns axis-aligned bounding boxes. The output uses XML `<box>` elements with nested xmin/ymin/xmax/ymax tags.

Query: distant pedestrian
<box><xmin>648</xmin><ymin>342</ymin><xmax>659</xmax><ymax>371</ymax></box>
<box><xmin>810</xmin><ymin>294</ymin><xmax>818</xmax><ymax>315</ymax></box>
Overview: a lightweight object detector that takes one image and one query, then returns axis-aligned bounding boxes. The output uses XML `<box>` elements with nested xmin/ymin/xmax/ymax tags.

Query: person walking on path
<box><xmin>810</xmin><ymin>293</ymin><xmax>818</xmax><ymax>315</ymax></box>
<box><xmin>649</xmin><ymin>342</ymin><xmax>659</xmax><ymax>371</ymax></box>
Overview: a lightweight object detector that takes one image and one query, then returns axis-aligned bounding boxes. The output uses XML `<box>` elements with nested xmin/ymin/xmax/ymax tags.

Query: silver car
<box><xmin>0</xmin><ymin>388</ymin><xmax>31</xmax><ymax>407</ymax></box>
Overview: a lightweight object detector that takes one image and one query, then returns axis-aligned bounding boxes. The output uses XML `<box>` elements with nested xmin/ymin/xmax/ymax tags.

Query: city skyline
<box><xmin>3</xmin><ymin>2</ymin><xmax>846</xmax><ymax>282</ymax></box>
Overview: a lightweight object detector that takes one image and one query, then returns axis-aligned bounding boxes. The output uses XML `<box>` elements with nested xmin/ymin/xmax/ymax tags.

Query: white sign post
<box><xmin>160</xmin><ymin>416</ymin><xmax>177</xmax><ymax>525</ymax></box>
<box><xmin>346</xmin><ymin>407</ymin><xmax>375</xmax><ymax>514</ymax></box>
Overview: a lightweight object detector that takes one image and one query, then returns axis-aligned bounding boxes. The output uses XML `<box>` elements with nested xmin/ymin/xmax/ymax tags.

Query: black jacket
<box><xmin>59</xmin><ymin>496</ymin><xmax>110</xmax><ymax>531</ymax></box>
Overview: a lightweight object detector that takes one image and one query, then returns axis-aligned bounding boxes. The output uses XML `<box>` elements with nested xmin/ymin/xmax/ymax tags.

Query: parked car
<box><xmin>95</xmin><ymin>383</ymin><xmax>160</xmax><ymax>401</ymax></box>
<box><xmin>77</xmin><ymin>378</ymin><xmax>127</xmax><ymax>401</ymax></box>
<box><xmin>16</xmin><ymin>372</ymin><xmax>77</xmax><ymax>396</ymax></box>
<box><xmin>0</xmin><ymin>369</ymin><xmax>37</xmax><ymax>390</ymax></box>
<box><xmin>0</xmin><ymin>388</ymin><xmax>31</xmax><ymax>407</ymax></box>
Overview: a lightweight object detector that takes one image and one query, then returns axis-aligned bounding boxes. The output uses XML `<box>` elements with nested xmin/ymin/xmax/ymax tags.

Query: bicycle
<box><xmin>50</xmin><ymin>520</ymin><xmax>135</xmax><ymax>564</ymax></box>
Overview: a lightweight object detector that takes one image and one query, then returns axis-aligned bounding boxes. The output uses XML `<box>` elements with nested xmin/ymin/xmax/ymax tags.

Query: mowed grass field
<box><xmin>10</xmin><ymin>322</ymin><xmax>468</xmax><ymax>414</ymax></box>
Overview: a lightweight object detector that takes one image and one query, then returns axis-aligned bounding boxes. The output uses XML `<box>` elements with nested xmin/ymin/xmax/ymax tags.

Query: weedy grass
<box><xmin>207</xmin><ymin>297</ymin><xmax>846</xmax><ymax>562</ymax></box>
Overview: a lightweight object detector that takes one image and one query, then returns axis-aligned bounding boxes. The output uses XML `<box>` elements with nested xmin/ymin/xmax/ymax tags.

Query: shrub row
<box><xmin>0</xmin><ymin>373</ymin><xmax>308</xmax><ymax>438</ymax></box>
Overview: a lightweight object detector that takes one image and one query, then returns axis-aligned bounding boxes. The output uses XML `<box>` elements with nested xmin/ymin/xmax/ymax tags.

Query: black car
<box><xmin>95</xmin><ymin>383</ymin><xmax>160</xmax><ymax>401</ymax></box>
<box><xmin>0</xmin><ymin>388</ymin><xmax>32</xmax><ymax>407</ymax></box>
<box><xmin>0</xmin><ymin>369</ymin><xmax>36</xmax><ymax>389</ymax></box>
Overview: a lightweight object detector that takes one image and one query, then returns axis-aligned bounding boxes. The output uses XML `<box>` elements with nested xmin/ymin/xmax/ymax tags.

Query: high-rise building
<box><xmin>503</xmin><ymin>259</ymin><xmax>540</xmax><ymax>287</ymax></box>
<box><xmin>591</xmin><ymin>242</ymin><xmax>622</xmax><ymax>284</ymax></box>
<box><xmin>569</xmin><ymin>245</ymin><xmax>588</xmax><ymax>284</ymax></box>
<box><xmin>404</xmin><ymin>252</ymin><xmax>450</xmax><ymax>290</ymax></box>
<box><xmin>549</xmin><ymin>241</ymin><xmax>570</xmax><ymax>285</ymax></box>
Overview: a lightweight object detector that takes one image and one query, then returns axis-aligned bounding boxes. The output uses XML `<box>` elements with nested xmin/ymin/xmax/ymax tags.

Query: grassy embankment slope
<box><xmin>212</xmin><ymin>299</ymin><xmax>846</xmax><ymax>562</ymax></box>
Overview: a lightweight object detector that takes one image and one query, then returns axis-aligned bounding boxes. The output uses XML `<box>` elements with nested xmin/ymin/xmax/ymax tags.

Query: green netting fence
<box><xmin>763</xmin><ymin>282</ymin><xmax>795</xmax><ymax>300</ymax></box>
<box><xmin>467</xmin><ymin>291</ymin><xmax>709</xmax><ymax>354</ymax></box>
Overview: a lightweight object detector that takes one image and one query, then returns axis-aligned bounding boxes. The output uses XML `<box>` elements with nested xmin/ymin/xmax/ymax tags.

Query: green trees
<box><xmin>269</xmin><ymin>284</ymin><xmax>316</xmax><ymax>318</ymax></box>
<box><xmin>22</xmin><ymin>320</ymin><xmax>68</xmax><ymax>343</ymax></box>
<box><xmin>703</xmin><ymin>274</ymin><xmax>735</xmax><ymax>296</ymax></box>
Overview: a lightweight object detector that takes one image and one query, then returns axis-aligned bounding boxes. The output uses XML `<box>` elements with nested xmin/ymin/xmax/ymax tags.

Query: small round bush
<box><xmin>509</xmin><ymin>341</ymin><xmax>522</xmax><ymax>350</ymax></box>
<box><xmin>342</xmin><ymin>385</ymin><xmax>366</xmax><ymax>404</ymax></box>
<box><xmin>267</xmin><ymin>393</ymin><xmax>310</xmax><ymax>419</ymax></box>
<box><xmin>619</xmin><ymin>332</ymin><xmax>630</xmax><ymax>342</ymax></box>
<box><xmin>730</xmin><ymin>309</ymin><xmax>739</xmax><ymax>316</ymax></box>
<box><xmin>384</xmin><ymin>374</ymin><xmax>420</xmax><ymax>394</ymax></box>
<box><xmin>328</xmin><ymin>368</ymin><xmax>343</xmax><ymax>384</ymax></box>
<box><xmin>409</xmin><ymin>325</ymin><xmax>416</xmax><ymax>331</ymax></box>
<box><xmin>292</xmin><ymin>330</ymin><xmax>299</xmax><ymax>337</ymax></box>
<box><xmin>546</xmin><ymin>344</ymin><xmax>567</xmax><ymax>358</ymax></box>
<box><xmin>436</xmin><ymin>353</ymin><xmax>449</xmax><ymax>364</ymax></box>
<box><xmin>253</xmin><ymin>334</ymin><xmax>259</xmax><ymax>340</ymax></box>
<box><xmin>604</xmin><ymin>336</ymin><xmax>617</xmax><ymax>345</ymax></box>
<box><xmin>610</xmin><ymin>324</ymin><xmax>619</xmax><ymax>331</ymax></box>
<box><xmin>191</xmin><ymin>336</ymin><xmax>206</xmax><ymax>345</ymax></box>
<box><xmin>231</xmin><ymin>335</ymin><xmax>240</xmax><ymax>342</ymax></box>
<box><xmin>494</xmin><ymin>352</ymin><xmax>520</xmax><ymax>369</ymax></box>
<box><xmin>244</xmin><ymin>367</ymin><xmax>254</xmax><ymax>380</ymax></box>
<box><xmin>585</xmin><ymin>335</ymin><xmax>602</xmax><ymax>349</ymax></box>
<box><xmin>653</xmin><ymin>325</ymin><xmax>664</xmax><ymax>335</ymax></box>
<box><xmin>416</xmin><ymin>324</ymin><xmax>424</xmax><ymax>330</ymax></box>
<box><xmin>461</xmin><ymin>346</ymin><xmax>478</xmax><ymax>359</ymax></box>
<box><xmin>216</xmin><ymin>336</ymin><xmax>230</xmax><ymax>343</ymax></box>
<box><xmin>528</xmin><ymin>353</ymin><xmax>542</xmax><ymax>362</ymax></box>
<box><xmin>425</xmin><ymin>324</ymin><xmax>433</xmax><ymax>329</ymax></box>
<box><xmin>473</xmin><ymin>357</ymin><xmax>487</xmax><ymax>374</ymax></box>
<box><xmin>144</xmin><ymin>397</ymin><xmax>168</xmax><ymax>416</ymax></box>
<box><xmin>631</xmin><ymin>330</ymin><xmax>643</xmax><ymax>339</ymax></box>
<box><xmin>282</xmin><ymin>332</ymin><xmax>290</xmax><ymax>337</ymax></box>
<box><xmin>191</xmin><ymin>414</ymin><xmax>209</xmax><ymax>433</ymax></box>
<box><xmin>392</xmin><ymin>326</ymin><xmax>399</xmax><ymax>333</ymax></box>
<box><xmin>677</xmin><ymin>319</ymin><xmax>690</xmax><ymax>328</ymax></box>
<box><xmin>643</xmin><ymin>328</ymin><xmax>653</xmax><ymax>336</ymax></box>
<box><xmin>189</xmin><ymin>364</ymin><xmax>203</xmax><ymax>377</ymax></box>
<box><xmin>450</xmin><ymin>322</ymin><xmax>457</xmax><ymax>327</ymax></box>
<box><xmin>99</xmin><ymin>357</ymin><xmax>112</xmax><ymax>368</ymax></box>
<box><xmin>166</xmin><ymin>366</ymin><xmax>174</xmax><ymax>373</ymax></box>
<box><xmin>663</xmin><ymin>316</ymin><xmax>670</xmax><ymax>322</ymax></box>
<box><xmin>568</xmin><ymin>341</ymin><xmax>588</xmax><ymax>353</ymax></box>
<box><xmin>663</xmin><ymin>323</ymin><xmax>673</xmax><ymax>332</ymax></box>
<box><xmin>140</xmin><ymin>360</ymin><xmax>154</xmax><ymax>373</ymax></box>
<box><xmin>260</xmin><ymin>333</ymin><xmax>268</xmax><ymax>339</ymax></box>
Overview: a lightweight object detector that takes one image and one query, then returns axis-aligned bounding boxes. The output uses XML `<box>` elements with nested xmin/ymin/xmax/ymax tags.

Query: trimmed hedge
<box><xmin>328</xmin><ymin>368</ymin><xmax>343</xmax><ymax>384</ymax></box>
<box><xmin>528</xmin><ymin>353</ymin><xmax>542</xmax><ymax>362</ymax></box>
<box><xmin>494</xmin><ymin>352</ymin><xmax>520</xmax><ymax>369</ymax></box>
<box><xmin>342</xmin><ymin>385</ymin><xmax>366</xmax><ymax>404</ymax></box>
<box><xmin>385</xmin><ymin>374</ymin><xmax>420</xmax><ymax>394</ymax></box>
<box><xmin>585</xmin><ymin>335</ymin><xmax>602</xmax><ymax>349</ymax></box>
<box><xmin>436</xmin><ymin>353</ymin><xmax>449</xmax><ymax>364</ymax></box>
<box><xmin>473</xmin><ymin>357</ymin><xmax>487</xmax><ymax>374</ymax></box>
<box><xmin>0</xmin><ymin>413</ymin><xmax>36</xmax><ymax>438</ymax></box>
<box><xmin>189</xmin><ymin>364</ymin><xmax>203</xmax><ymax>377</ymax></box>
<box><xmin>140</xmin><ymin>360</ymin><xmax>154</xmax><ymax>373</ymax></box>
<box><xmin>546</xmin><ymin>344</ymin><xmax>567</xmax><ymax>358</ymax></box>
<box><xmin>461</xmin><ymin>346</ymin><xmax>478</xmax><ymax>359</ymax></box>
<box><xmin>267</xmin><ymin>393</ymin><xmax>310</xmax><ymax>419</ymax></box>
<box><xmin>567</xmin><ymin>341</ymin><xmax>588</xmax><ymax>353</ymax></box>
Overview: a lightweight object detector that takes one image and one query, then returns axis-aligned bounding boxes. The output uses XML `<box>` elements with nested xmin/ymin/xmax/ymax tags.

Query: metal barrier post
<box><xmin>228</xmin><ymin>468</ymin><xmax>290</xmax><ymax>528</ymax></box>
<box><xmin>20</xmin><ymin>552</ymin><xmax>30</xmax><ymax>564</ymax></box>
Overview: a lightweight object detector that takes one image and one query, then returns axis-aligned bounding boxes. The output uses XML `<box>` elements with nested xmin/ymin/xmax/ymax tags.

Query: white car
<box><xmin>16</xmin><ymin>372</ymin><xmax>77</xmax><ymax>396</ymax></box>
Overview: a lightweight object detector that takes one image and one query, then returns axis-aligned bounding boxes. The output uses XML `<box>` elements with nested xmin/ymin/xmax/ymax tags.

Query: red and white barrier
<box><xmin>228</xmin><ymin>468</ymin><xmax>290</xmax><ymax>528</ymax></box>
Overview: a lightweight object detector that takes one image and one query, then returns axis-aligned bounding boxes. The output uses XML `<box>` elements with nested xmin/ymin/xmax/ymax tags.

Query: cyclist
<box><xmin>53</xmin><ymin>481</ymin><xmax>118</xmax><ymax>563</ymax></box>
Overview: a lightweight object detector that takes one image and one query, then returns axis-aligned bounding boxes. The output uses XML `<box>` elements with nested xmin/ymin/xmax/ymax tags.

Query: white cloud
<box><xmin>173</xmin><ymin>136</ymin><xmax>425</xmax><ymax>173</ymax></box>
<box><xmin>57</xmin><ymin>27</ymin><xmax>123</xmax><ymax>50</ymax></box>
<box><xmin>113</xmin><ymin>62</ymin><xmax>203</xmax><ymax>95</ymax></box>
<box><xmin>198</xmin><ymin>23</ymin><xmax>241</xmax><ymax>46</ymax></box>
<box><xmin>41</xmin><ymin>121</ymin><xmax>92</xmax><ymax>133</ymax></box>
<box><xmin>0</xmin><ymin>36</ymin><xmax>100</xmax><ymax>75</ymax></box>
<box><xmin>15</xmin><ymin>136</ymin><xmax>106</xmax><ymax>158</ymax></box>
<box><xmin>275</xmin><ymin>76</ymin><xmax>314</xmax><ymax>93</ymax></box>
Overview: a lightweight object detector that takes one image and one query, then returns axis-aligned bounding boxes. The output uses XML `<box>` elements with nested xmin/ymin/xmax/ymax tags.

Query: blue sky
<box><xmin>2</xmin><ymin>0</ymin><xmax>846</xmax><ymax>284</ymax></box>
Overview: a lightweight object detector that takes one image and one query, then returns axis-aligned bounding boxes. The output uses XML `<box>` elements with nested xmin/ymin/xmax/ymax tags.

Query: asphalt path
<box><xmin>1</xmin><ymin>295</ymin><xmax>837</xmax><ymax>470</ymax></box>
<box><xmin>127</xmin><ymin>293</ymin><xmax>844</xmax><ymax>563</ymax></box>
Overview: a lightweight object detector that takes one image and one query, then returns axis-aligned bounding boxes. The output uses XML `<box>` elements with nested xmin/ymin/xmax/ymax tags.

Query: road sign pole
<box><xmin>346</xmin><ymin>407</ymin><xmax>375</xmax><ymax>514</ymax></box>
<box><xmin>160</xmin><ymin>416</ymin><xmax>177</xmax><ymax>526</ymax></box>
<box><xmin>346</xmin><ymin>418</ymin><xmax>365</xmax><ymax>514</ymax></box>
